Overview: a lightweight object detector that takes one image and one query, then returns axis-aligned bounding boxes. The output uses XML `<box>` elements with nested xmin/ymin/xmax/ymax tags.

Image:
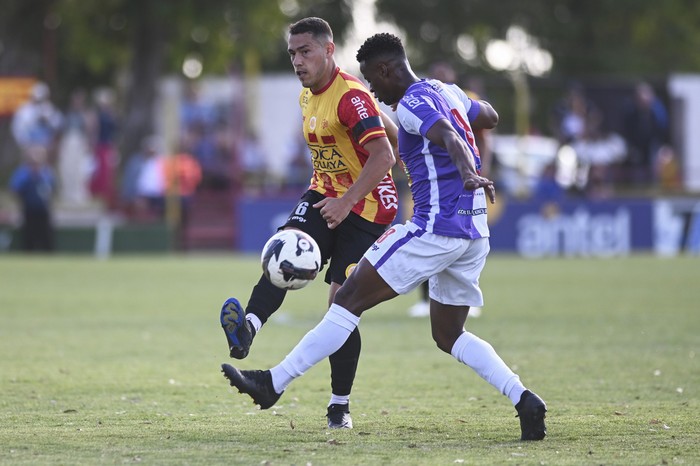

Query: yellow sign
<box><xmin>0</xmin><ymin>77</ymin><xmax>37</xmax><ymax>116</ymax></box>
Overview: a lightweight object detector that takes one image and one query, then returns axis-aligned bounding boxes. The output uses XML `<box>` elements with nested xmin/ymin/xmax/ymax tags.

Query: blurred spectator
<box><xmin>9</xmin><ymin>146</ymin><xmax>56</xmax><ymax>251</ymax></box>
<box><xmin>533</xmin><ymin>161</ymin><xmax>566</xmax><ymax>219</ymax></box>
<box><xmin>240</xmin><ymin>129</ymin><xmax>267</xmax><ymax>193</ymax></box>
<box><xmin>571</xmin><ymin>112</ymin><xmax>627</xmax><ymax>199</ymax></box>
<box><xmin>163</xmin><ymin>147</ymin><xmax>202</xmax><ymax>228</ymax></box>
<box><xmin>550</xmin><ymin>83</ymin><xmax>597</xmax><ymax>145</ymax></box>
<box><xmin>621</xmin><ymin>81</ymin><xmax>670</xmax><ymax>186</ymax></box>
<box><xmin>57</xmin><ymin>89</ymin><xmax>95</xmax><ymax>206</ymax></box>
<box><xmin>180</xmin><ymin>84</ymin><xmax>232</xmax><ymax>191</ymax></box>
<box><xmin>121</xmin><ymin>135</ymin><xmax>160</xmax><ymax>218</ymax></box>
<box><xmin>162</xmin><ymin>148</ymin><xmax>202</xmax><ymax>205</ymax></box>
<box><xmin>285</xmin><ymin>130</ymin><xmax>313</xmax><ymax>190</ymax></box>
<box><xmin>135</xmin><ymin>139</ymin><xmax>167</xmax><ymax>218</ymax></box>
<box><xmin>134</xmin><ymin>143</ymin><xmax>202</xmax><ymax>222</ymax></box>
<box><xmin>180</xmin><ymin>83</ymin><xmax>217</xmax><ymax>130</ymax></box>
<box><xmin>90</xmin><ymin>88</ymin><xmax>119</xmax><ymax>210</ymax></box>
<box><xmin>428</xmin><ymin>61</ymin><xmax>457</xmax><ymax>84</ymax></box>
<box><xmin>10</xmin><ymin>82</ymin><xmax>63</xmax><ymax>156</ymax></box>
<box><xmin>656</xmin><ymin>145</ymin><xmax>681</xmax><ymax>191</ymax></box>
<box><xmin>185</xmin><ymin>122</ymin><xmax>231</xmax><ymax>190</ymax></box>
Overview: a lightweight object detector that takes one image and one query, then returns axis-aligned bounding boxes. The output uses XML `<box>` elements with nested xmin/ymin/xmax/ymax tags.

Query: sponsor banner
<box><xmin>487</xmin><ymin>198</ymin><xmax>654</xmax><ymax>257</ymax></box>
<box><xmin>653</xmin><ymin>198</ymin><xmax>700</xmax><ymax>256</ymax></box>
<box><xmin>238</xmin><ymin>197</ymin><xmax>299</xmax><ymax>253</ymax></box>
<box><xmin>238</xmin><ymin>196</ymin><xmax>700</xmax><ymax>257</ymax></box>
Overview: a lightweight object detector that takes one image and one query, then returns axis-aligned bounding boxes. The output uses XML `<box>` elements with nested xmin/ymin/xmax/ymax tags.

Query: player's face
<box><xmin>288</xmin><ymin>32</ymin><xmax>334</xmax><ymax>92</ymax></box>
<box><xmin>360</xmin><ymin>60</ymin><xmax>398</xmax><ymax>106</ymax></box>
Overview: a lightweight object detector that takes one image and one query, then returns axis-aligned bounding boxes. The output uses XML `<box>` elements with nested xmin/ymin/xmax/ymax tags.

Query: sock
<box><xmin>329</xmin><ymin>394</ymin><xmax>350</xmax><ymax>406</ymax></box>
<box><xmin>328</xmin><ymin>327</ymin><xmax>361</xmax><ymax>397</ymax></box>
<box><xmin>270</xmin><ymin>304</ymin><xmax>360</xmax><ymax>394</ymax></box>
<box><xmin>451</xmin><ymin>332</ymin><xmax>526</xmax><ymax>405</ymax></box>
<box><xmin>246</xmin><ymin>313</ymin><xmax>262</xmax><ymax>334</ymax></box>
<box><xmin>245</xmin><ymin>275</ymin><xmax>287</xmax><ymax>326</ymax></box>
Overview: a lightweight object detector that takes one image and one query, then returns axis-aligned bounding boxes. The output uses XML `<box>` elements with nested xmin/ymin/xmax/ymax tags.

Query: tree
<box><xmin>0</xmin><ymin>0</ymin><xmax>57</xmax><ymax>174</ymax></box>
<box><xmin>375</xmin><ymin>0</ymin><xmax>700</xmax><ymax>77</ymax></box>
<box><xmin>0</xmin><ymin>0</ymin><xmax>356</xmax><ymax>174</ymax></box>
<box><xmin>372</xmin><ymin>0</ymin><xmax>700</xmax><ymax>135</ymax></box>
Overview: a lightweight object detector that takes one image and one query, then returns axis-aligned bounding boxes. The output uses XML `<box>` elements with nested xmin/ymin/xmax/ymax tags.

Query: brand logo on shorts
<box><xmin>458</xmin><ymin>208</ymin><xmax>487</xmax><ymax>216</ymax></box>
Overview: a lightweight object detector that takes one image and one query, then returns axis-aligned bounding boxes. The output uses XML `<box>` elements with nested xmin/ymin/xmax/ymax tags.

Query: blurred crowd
<box><xmin>545</xmin><ymin>80</ymin><xmax>678</xmax><ymax>200</ymax></box>
<box><xmin>4</xmin><ymin>81</ymin><xmax>277</xmax><ymax>250</ymax></box>
<box><xmin>5</xmin><ymin>72</ymin><xmax>680</xmax><ymax>251</ymax></box>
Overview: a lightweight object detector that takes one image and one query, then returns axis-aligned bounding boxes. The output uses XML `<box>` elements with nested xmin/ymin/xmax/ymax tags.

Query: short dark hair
<box><xmin>289</xmin><ymin>17</ymin><xmax>333</xmax><ymax>40</ymax></box>
<box><xmin>356</xmin><ymin>33</ymin><xmax>405</xmax><ymax>63</ymax></box>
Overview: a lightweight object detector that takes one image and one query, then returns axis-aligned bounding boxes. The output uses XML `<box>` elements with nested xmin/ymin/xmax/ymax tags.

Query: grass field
<box><xmin>1</xmin><ymin>253</ymin><xmax>698</xmax><ymax>465</ymax></box>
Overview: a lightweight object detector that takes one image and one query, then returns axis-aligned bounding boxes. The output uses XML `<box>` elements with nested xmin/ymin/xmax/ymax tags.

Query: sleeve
<box><xmin>466</xmin><ymin>99</ymin><xmax>481</xmax><ymax>123</ymax></box>
<box><xmin>337</xmin><ymin>89</ymin><xmax>386</xmax><ymax>146</ymax></box>
<box><xmin>449</xmin><ymin>84</ymin><xmax>480</xmax><ymax>123</ymax></box>
<box><xmin>397</xmin><ymin>94</ymin><xmax>445</xmax><ymax>137</ymax></box>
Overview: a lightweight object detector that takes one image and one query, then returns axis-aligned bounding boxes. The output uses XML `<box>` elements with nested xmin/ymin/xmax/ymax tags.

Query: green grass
<box><xmin>0</xmin><ymin>253</ymin><xmax>698</xmax><ymax>465</ymax></box>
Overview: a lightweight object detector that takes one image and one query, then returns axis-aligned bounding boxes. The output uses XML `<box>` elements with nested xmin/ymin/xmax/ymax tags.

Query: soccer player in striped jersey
<box><xmin>222</xmin><ymin>32</ymin><xmax>547</xmax><ymax>441</ymax></box>
<box><xmin>220</xmin><ymin>17</ymin><xmax>399</xmax><ymax>429</ymax></box>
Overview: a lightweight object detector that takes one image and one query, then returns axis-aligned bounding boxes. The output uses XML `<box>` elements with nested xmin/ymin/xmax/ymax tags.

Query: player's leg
<box><xmin>430</xmin><ymin>237</ymin><xmax>547</xmax><ymax>440</ymax></box>
<box><xmin>220</xmin><ymin>191</ymin><xmax>333</xmax><ymax>359</ymax></box>
<box><xmin>323</xmin><ymin>215</ymin><xmax>387</xmax><ymax>428</ymax></box>
<box><xmin>266</xmin><ymin>256</ymin><xmax>398</xmax><ymax>391</ymax></box>
<box><xmin>222</xmin><ymin>223</ymin><xmax>422</xmax><ymax>411</ymax></box>
<box><xmin>408</xmin><ymin>280</ymin><xmax>430</xmax><ymax>317</ymax></box>
<box><xmin>260</xmin><ymin>224</ymin><xmax>417</xmax><ymax>402</ymax></box>
<box><xmin>322</xmin><ymin>280</ymin><xmax>357</xmax><ymax>428</ymax></box>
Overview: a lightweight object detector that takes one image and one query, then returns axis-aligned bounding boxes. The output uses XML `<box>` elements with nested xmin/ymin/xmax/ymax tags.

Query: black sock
<box><xmin>245</xmin><ymin>274</ymin><xmax>287</xmax><ymax>326</ymax></box>
<box><xmin>328</xmin><ymin>327</ymin><xmax>361</xmax><ymax>397</ymax></box>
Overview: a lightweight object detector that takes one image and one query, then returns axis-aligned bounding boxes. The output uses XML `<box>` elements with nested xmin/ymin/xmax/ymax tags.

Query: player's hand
<box><xmin>463</xmin><ymin>174</ymin><xmax>496</xmax><ymax>204</ymax></box>
<box><xmin>313</xmin><ymin>197</ymin><xmax>353</xmax><ymax>229</ymax></box>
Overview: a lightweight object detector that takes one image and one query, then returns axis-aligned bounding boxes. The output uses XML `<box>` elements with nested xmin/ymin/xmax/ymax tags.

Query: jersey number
<box><xmin>295</xmin><ymin>202</ymin><xmax>309</xmax><ymax>216</ymax></box>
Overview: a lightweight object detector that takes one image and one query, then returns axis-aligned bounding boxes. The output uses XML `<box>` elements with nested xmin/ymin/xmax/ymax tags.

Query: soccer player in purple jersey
<box><xmin>222</xmin><ymin>32</ymin><xmax>547</xmax><ymax>441</ymax></box>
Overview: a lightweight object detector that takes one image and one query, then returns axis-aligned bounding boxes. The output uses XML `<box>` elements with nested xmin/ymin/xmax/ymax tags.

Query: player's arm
<box><xmin>474</xmin><ymin>128</ymin><xmax>492</xmax><ymax>177</ymax></box>
<box><xmin>313</xmin><ymin>91</ymin><xmax>396</xmax><ymax>229</ymax></box>
<box><xmin>470</xmin><ymin>100</ymin><xmax>499</xmax><ymax>131</ymax></box>
<box><xmin>314</xmin><ymin>136</ymin><xmax>395</xmax><ymax>229</ymax></box>
<box><xmin>467</xmin><ymin>99</ymin><xmax>498</xmax><ymax>177</ymax></box>
<box><xmin>425</xmin><ymin>118</ymin><xmax>496</xmax><ymax>203</ymax></box>
<box><xmin>380</xmin><ymin>111</ymin><xmax>399</xmax><ymax>154</ymax></box>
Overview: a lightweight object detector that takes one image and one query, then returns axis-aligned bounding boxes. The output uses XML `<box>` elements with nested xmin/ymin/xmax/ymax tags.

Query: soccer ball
<box><xmin>261</xmin><ymin>229</ymin><xmax>322</xmax><ymax>290</ymax></box>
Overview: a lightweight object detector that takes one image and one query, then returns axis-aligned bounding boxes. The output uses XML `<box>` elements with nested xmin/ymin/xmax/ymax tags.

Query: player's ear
<box><xmin>326</xmin><ymin>41</ymin><xmax>335</xmax><ymax>56</ymax></box>
<box><xmin>379</xmin><ymin>62</ymin><xmax>389</xmax><ymax>77</ymax></box>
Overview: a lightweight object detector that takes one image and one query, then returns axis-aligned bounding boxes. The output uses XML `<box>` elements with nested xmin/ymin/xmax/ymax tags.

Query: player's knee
<box><xmin>333</xmin><ymin>278</ymin><xmax>363</xmax><ymax>315</ymax></box>
<box><xmin>432</xmin><ymin>330</ymin><xmax>458</xmax><ymax>354</ymax></box>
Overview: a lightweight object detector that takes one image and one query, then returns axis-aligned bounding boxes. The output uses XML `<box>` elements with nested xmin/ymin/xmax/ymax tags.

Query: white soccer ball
<box><xmin>261</xmin><ymin>229</ymin><xmax>322</xmax><ymax>290</ymax></box>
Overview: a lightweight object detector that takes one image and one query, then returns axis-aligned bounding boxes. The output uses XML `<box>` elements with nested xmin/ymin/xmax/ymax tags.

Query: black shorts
<box><xmin>279</xmin><ymin>190</ymin><xmax>389</xmax><ymax>285</ymax></box>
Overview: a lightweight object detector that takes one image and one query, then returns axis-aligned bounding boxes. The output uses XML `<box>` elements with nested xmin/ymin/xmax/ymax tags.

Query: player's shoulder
<box><xmin>336</xmin><ymin>70</ymin><xmax>374</xmax><ymax>99</ymax></box>
<box><xmin>338</xmin><ymin>70</ymin><xmax>367</xmax><ymax>88</ymax></box>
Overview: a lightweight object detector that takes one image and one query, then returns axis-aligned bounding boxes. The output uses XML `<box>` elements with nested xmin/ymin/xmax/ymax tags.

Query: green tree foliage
<box><xmin>375</xmin><ymin>0</ymin><xmax>700</xmax><ymax>77</ymax></box>
<box><xmin>4</xmin><ymin>0</ymin><xmax>698</xmax><ymax>168</ymax></box>
<box><xmin>0</xmin><ymin>0</ymin><xmax>353</xmax><ymax>166</ymax></box>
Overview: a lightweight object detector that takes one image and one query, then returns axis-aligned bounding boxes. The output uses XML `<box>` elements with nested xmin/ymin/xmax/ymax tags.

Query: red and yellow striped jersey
<box><xmin>299</xmin><ymin>67</ymin><xmax>398</xmax><ymax>225</ymax></box>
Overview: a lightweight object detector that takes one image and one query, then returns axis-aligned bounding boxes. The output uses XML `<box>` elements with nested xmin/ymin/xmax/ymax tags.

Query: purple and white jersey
<box><xmin>396</xmin><ymin>79</ymin><xmax>489</xmax><ymax>239</ymax></box>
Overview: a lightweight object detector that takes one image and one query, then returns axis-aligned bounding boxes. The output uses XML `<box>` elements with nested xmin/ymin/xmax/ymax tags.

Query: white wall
<box><xmin>254</xmin><ymin>74</ymin><xmax>304</xmax><ymax>181</ymax></box>
<box><xmin>668</xmin><ymin>74</ymin><xmax>700</xmax><ymax>193</ymax></box>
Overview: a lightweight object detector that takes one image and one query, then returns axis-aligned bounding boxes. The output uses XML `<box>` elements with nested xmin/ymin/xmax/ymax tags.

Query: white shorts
<box><xmin>364</xmin><ymin>221</ymin><xmax>490</xmax><ymax>307</ymax></box>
